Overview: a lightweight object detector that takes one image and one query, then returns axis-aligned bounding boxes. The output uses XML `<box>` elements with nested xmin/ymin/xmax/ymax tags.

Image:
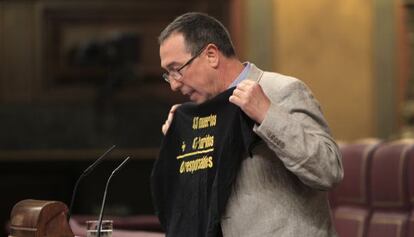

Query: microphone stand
<box><xmin>96</xmin><ymin>156</ymin><xmax>131</xmax><ymax>237</ymax></box>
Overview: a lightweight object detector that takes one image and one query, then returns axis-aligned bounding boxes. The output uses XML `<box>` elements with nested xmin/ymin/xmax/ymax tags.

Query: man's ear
<box><xmin>205</xmin><ymin>44</ymin><xmax>219</xmax><ymax>68</ymax></box>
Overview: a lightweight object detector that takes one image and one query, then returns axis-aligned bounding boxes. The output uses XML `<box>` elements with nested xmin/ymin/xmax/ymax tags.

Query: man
<box><xmin>158</xmin><ymin>12</ymin><xmax>343</xmax><ymax>236</ymax></box>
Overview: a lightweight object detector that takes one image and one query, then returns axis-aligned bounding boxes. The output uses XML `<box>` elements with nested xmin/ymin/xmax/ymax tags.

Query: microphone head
<box><xmin>83</xmin><ymin>145</ymin><xmax>117</xmax><ymax>175</ymax></box>
<box><xmin>112</xmin><ymin>156</ymin><xmax>131</xmax><ymax>174</ymax></box>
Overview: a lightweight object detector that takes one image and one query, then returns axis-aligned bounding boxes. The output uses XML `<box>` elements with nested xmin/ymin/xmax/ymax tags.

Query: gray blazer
<box><xmin>221</xmin><ymin>64</ymin><xmax>343</xmax><ymax>237</ymax></box>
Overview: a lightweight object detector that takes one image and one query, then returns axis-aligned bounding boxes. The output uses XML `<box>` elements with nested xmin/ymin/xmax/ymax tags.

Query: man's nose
<box><xmin>170</xmin><ymin>79</ymin><xmax>182</xmax><ymax>91</ymax></box>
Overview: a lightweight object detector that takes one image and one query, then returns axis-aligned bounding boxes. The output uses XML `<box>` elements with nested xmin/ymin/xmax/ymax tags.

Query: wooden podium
<box><xmin>8</xmin><ymin>199</ymin><xmax>74</xmax><ymax>237</ymax></box>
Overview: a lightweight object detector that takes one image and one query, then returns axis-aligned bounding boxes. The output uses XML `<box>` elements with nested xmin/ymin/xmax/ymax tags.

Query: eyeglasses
<box><xmin>162</xmin><ymin>44</ymin><xmax>208</xmax><ymax>83</ymax></box>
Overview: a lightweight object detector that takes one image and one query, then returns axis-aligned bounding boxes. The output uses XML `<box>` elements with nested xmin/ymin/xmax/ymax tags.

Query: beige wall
<box><xmin>270</xmin><ymin>1</ymin><xmax>375</xmax><ymax>140</ymax></box>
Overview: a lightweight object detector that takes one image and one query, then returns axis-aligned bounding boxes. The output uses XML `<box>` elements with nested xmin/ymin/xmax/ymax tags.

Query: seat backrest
<box><xmin>407</xmin><ymin>143</ymin><xmax>414</xmax><ymax>236</ymax></box>
<box><xmin>333</xmin><ymin>207</ymin><xmax>371</xmax><ymax>237</ymax></box>
<box><xmin>366</xmin><ymin>140</ymin><xmax>413</xmax><ymax>237</ymax></box>
<box><xmin>408</xmin><ymin>215</ymin><xmax>414</xmax><ymax>237</ymax></box>
<box><xmin>332</xmin><ymin>140</ymin><xmax>380</xmax><ymax>237</ymax></box>
<box><xmin>333</xmin><ymin>141</ymin><xmax>380</xmax><ymax>206</ymax></box>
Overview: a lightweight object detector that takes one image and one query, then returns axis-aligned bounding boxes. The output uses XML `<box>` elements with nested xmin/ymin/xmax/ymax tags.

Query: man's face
<box><xmin>160</xmin><ymin>33</ymin><xmax>218</xmax><ymax>104</ymax></box>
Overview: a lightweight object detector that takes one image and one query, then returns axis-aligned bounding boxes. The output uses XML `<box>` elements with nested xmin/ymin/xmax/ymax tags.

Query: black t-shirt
<box><xmin>151</xmin><ymin>88</ymin><xmax>259</xmax><ymax>237</ymax></box>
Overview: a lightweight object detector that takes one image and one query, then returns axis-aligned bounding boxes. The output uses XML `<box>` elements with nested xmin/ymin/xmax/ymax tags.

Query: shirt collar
<box><xmin>228</xmin><ymin>62</ymin><xmax>251</xmax><ymax>88</ymax></box>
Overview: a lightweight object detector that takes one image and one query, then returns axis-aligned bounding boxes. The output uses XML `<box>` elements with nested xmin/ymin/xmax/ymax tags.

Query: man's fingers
<box><xmin>231</xmin><ymin>81</ymin><xmax>270</xmax><ymax>124</ymax></box>
<box><xmin>162</xmin><ymin>104</ymin><xmax>181</xmax><ymax>135</ymax></box>
<box><xmin>235</xmin><ymin>80</ymin><xmax>255</xmax><ymax>91</ymax></box>
<box><xmin>162</xmin><ymin>123</ymin><xmax>168</xmax><ymax>135</ymax></box>
<box><xmin>162</xmin><ymin>114</ymin><xmax>174</xmax><ymax>135</ymax></box>
<box><xmin>231</xmin><ymin>87</ymin><xmax>244</xmax><ymax>98</ymax></box>
<box><xmin>229</xmin><ymin>94</ymin><xmax>243</xmax><ymax>107</ymax></box>
<box><xmin>170</xmin><ymin>104</ymin><xmax>181</xmax><ymax>113</ymax></box>
<box><xmin>167</xmin><ymin>111</ymin><xmax>174</xmax><ymax>121</ymax></box>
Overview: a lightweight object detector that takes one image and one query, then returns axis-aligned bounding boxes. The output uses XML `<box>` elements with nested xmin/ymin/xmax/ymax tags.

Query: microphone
<box><xmin>96</xmin><ymin>156</ymin><xmax>131</xmax><ymax>237</ymax></box>
<box><xmin>67</xmin><ymin>145</ymin><xmax>117</xmax><ymax>220</ymax></box>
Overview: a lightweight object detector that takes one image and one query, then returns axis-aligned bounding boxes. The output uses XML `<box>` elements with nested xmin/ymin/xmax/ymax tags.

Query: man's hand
<box><xmin>162</xmin><ymin>104</ymin><xmax>181</xmax><ymax>135</ymax></box>
<box><xmin>229</xmin><ymin>80</ymin><xmax>270</xmax><ymax>124</ymax></box>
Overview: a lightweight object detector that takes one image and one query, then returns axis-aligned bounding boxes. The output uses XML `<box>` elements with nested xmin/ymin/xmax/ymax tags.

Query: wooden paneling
<box><xmin>0</xmin><ymin>2</ymin><xmax>3</xmax><ymax>102</ymax></box>
<box><xmin>0</xmin><ymin>0</ymin><xmax>228</xmax><ymax>104</ymax></box>
<box><xmin>229</xmin><ymin>0</ymin><xmax>246</xmax><ymax>60</ymax></box>
<box><xmin>35</xmin><ymin>1</ymin><xmax>184</xmax><ymax>103</ymax></box>
<box><xmin>0</xmin><ymin>0</ymin><xmax>230</xmax><ymax>152</ymax></box>
<box><xmin>1</xmin><ymin>2</ymin><xmax>36</xmax><ymax>103</ymax></box>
